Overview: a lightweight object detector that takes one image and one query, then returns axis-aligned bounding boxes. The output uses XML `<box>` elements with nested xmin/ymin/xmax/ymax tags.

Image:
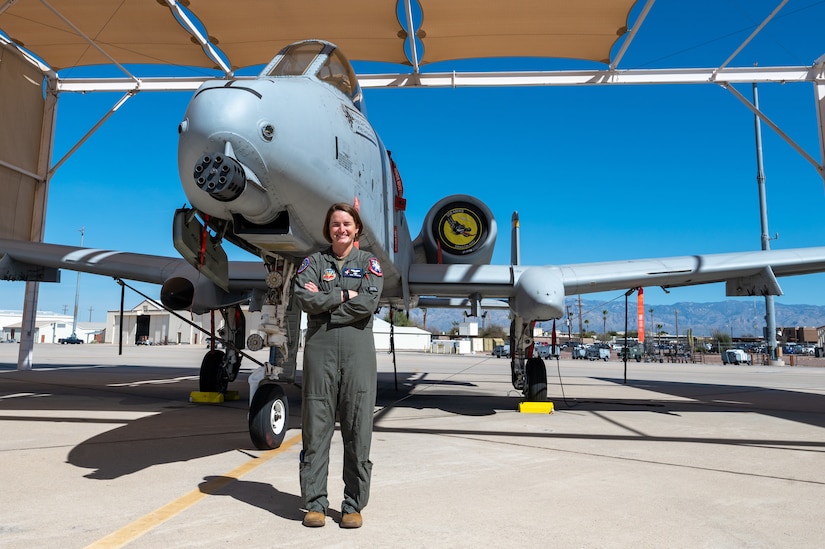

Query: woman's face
<box><xmin>328</xmin><ymin>209</ymin><xmax>358</xmax><ymax>249</ymax></box>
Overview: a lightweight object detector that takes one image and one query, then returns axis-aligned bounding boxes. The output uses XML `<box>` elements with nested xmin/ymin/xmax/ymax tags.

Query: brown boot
<box><xmin>340</xmin><ymin>512</ymin><xmax>362</xmax><ymax>529</ymax></box>
<box><xmin>302</xmin><ymin>510</ymin><xmax>325</xmax><ymax>527</ymax></box>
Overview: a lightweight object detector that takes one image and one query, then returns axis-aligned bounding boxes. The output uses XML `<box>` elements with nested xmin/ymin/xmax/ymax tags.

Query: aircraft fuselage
<box><xmin>177</xmin><ymin>41</ymin><xmax>411</xmax><ymax>301</ymax></box>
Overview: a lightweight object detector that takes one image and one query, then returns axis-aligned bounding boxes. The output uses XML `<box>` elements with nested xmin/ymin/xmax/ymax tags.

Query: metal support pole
<box><xmin>753</xmin><ymin>83</ymin><xmax>782</xmax><ymax>365</ymax></box>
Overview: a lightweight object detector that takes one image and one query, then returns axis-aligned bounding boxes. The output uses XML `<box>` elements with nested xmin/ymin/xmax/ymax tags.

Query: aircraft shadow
<box><xmin>6</xmin><ymin>363</ymin><xmax>825</xmax><ymax>482</ymax></box>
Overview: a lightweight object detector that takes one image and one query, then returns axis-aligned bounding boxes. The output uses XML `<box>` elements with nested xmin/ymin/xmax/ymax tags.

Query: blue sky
<box><xmin>2</xmin><ymin>0</ymin><xmax>825</xmax><ymax>322</ymax></box>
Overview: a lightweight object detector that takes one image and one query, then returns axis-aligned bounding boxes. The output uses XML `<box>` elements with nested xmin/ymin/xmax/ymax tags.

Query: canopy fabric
<box><xmin>0</xmin><ymin>0</ymin><xmax>636</xmax><ymax>71</ymax></box>
<box><xmin>418</xmin><ymin>1</ymin><xmax>635</xmax><ymax>65</ymax></box>
<box><xmin>0</xmin><ymin>46</ymin><xmax>48</xmax><ymax>241</ymax></box>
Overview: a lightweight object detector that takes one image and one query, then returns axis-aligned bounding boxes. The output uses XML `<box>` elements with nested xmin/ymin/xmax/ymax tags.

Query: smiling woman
<box><xmin>292</xmin><ymin>202</ymin><xmax>384</xmax><ymax>528</ymax></box>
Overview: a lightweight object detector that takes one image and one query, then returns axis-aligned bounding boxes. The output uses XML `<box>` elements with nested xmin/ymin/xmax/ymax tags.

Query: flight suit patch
<box><xmin>368</xmin><ymin>257</ymin><xmax>382</xmax><ymax>276</ymax></box>
<box><xmin>342</xmin><ymin>267</ymin><xmax>363</xmax><ymax>278</ymax></box>
<box><xmin>297</xmin><ymin>257</ymin><xmax>311</xmax><ymax>273</ymax></box>
<box><xmin>322</xmin><ymin>268</ymin><xmax>336</xmax><ymax>281</ymax></box>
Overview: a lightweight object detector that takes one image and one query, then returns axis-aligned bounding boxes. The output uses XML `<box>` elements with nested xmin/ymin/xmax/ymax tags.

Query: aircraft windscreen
<box><xmin>263</xmin><ymin>40</ymin><xmax>364</xmax><ymax>112</ymax></box>
<box><xmin>316</xmin><ymin>49</ymin><xmax>359</xmax><ymax>104</ymax></box>
<box><xmin>264</xmin><ymin>42</ymin><xmax>322</xmax><ymax>76</ymax></box>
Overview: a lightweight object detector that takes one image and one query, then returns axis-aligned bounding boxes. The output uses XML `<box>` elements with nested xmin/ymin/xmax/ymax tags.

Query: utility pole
<box><xmin>71</xmin><ymin>227</ymin><xmax>84</xmax><ymax>337</ymax></box>
<box><xmin>675</xmin><ymin>309</ymin><xmax>679</xmax><ymax>352</ymax></box>
<box><xmin>577</xmin><ymin>295</ymin><xmax>583</xmax><ymax>343</ymax></box>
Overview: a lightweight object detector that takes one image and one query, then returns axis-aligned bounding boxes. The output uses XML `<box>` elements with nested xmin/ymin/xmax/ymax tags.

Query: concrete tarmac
<box><xmin>2</xmin><ymin>343</ymin><xmax>825</xmax><ymax>548</ymax></box>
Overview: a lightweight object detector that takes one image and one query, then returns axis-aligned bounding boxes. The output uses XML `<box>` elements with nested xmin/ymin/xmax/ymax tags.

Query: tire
<box><xmin>525</xmin><ymin>357</ymin><xmax>547</xmax><ymax>402</ymax></box>
<box><xmin>199</xmin><ymin>349</ymin><xmax>227</xmax><ymax>393</ymax></box>
<box><xmin>249</xmin><ymin>383</ymin><xmax>289</xmax><ymax>450</ymax></box>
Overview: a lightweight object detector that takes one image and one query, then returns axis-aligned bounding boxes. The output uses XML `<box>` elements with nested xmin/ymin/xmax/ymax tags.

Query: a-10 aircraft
<box><xmin>4</xmin><ymin>39</ymin><xmax>825</xmax><ymax>450</ymax></box>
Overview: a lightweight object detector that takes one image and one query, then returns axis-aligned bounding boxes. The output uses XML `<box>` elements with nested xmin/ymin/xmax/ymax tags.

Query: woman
<box><xmin>292</xmin><ymin>202</ymin><xmax>383</xmax><ymax>529</ymax></box>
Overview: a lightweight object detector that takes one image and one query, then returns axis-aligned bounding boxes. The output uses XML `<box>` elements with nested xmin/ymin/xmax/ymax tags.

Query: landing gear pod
<box><xmin>417</xmin><ymin>195</ymin><xmax>497</xmax><ymax>264</ymax></box>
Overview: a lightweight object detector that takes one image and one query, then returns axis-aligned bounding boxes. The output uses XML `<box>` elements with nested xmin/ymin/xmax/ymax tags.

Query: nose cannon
<box><xmin>194</xmin><ymin>154</ymin><xmax>246</xmax><ymax>202</ymax></box>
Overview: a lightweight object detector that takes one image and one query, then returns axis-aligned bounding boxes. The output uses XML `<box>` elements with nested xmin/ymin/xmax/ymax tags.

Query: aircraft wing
<box><xmin>5</xmin><ymin>237</ymin><xmax>825</xmax><ymax>319</ymax></box>
<box><xmin>408</xmin><ymin>246</ymin><xmax>825</xmax><ymax>320</ymax></box>
<box><xmin>0</xmin><ymin>238</ymin><xmax>268</xmax><ymax>313</ymax></box>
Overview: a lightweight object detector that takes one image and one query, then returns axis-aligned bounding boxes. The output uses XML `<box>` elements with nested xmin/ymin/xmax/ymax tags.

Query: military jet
<box><xmin>4</xmin><ymin>39</ymin><xmax>825</xmax><ymax>450</ymax></box>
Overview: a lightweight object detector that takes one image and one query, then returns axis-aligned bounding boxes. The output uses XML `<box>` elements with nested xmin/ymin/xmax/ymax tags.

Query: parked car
<box><xmin>58</xmin><ymin>334</ymin><xmax>83</xmax><ymax>344</ymax></box>
<box><xmin>585</xmin><ymin>344</ymin><xmax>611</xmax><ymax>361</ymax></box>
<box><xmin>722</xmin><ymin>349</ymin><xmax>752</xmax><ymax>365</ymax></box>
<box><xmin>570</xmin><ymin>344</ymin><xmax>587</xmax><ymax>359</ymax></box>
<box><xmin>493</xmin><ymin>344</ymin><xmax>510</xmax><ymax>358</ymax></box>
<box><xmin>536</xmin><ymin>343</ymin><xmax>560</xmax><ymax>359</ymax></box>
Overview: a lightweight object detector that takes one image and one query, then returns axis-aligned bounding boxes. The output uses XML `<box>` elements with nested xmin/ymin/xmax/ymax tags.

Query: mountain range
<box><xmin>403</xmin><ymin>299</ymin><xmax>825</xmax><ymax>338</ymax></box>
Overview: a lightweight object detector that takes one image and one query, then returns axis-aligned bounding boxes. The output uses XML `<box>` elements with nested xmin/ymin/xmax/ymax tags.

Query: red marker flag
<box><xmin>637</xmin><ymin>287</ymin><xmax>645</xmax><ymax>343</ymax></box>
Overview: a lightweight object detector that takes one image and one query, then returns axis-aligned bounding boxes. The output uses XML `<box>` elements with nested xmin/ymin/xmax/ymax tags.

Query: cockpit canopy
<box><xmin>261</xmin><ymin>40</ymin><xmax>365</xmax><ymax>113</ymax></box>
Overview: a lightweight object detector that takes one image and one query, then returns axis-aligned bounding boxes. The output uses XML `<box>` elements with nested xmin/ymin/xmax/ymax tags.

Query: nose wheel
<box><xmin>248</xmin><ymin>383</ymin><xmax>289</xmax><ymax>449</ymax></box>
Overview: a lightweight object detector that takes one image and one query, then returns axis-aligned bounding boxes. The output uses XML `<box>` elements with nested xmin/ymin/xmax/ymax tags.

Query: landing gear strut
<box><xmin>244</xmin><ymin>261</ymin><xmax>301</xmax><ymax>449</ymax></box>
<box><xmin>510</xmin><ymin>317</ymin><xmax>548</xmax><ymax>402</ymax></box>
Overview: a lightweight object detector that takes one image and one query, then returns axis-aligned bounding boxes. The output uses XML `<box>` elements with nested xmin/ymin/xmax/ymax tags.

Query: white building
<box><xmin>372</xmin><ymin>317</ymin><xmax>432</xmax><ymax>352</ymax></box>
<box><xmin>105</xmin><ymin>300</ymin><xmax>218</xmax><ymax>345</ymax></box>
<box><xmin>0</xmin><ymin>310</ymin><xmax>101</xmax><ymax>343</ymax></box>
<box><xmin>5</xmin><ymin>303</ymin><xmax>434</xmax><ymax>351</ymax></box>
<box><xmin>104</xmin><ymin>301</ymin><xmax>435</xmax><ymax>352</ymax></box>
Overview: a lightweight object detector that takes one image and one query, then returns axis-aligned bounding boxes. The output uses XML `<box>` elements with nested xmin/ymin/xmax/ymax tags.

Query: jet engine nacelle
<box><xmin>160</xmin><ymin>266</ymin><xmax>250</xmax><ymax>314</ymax></box>
<box><xmin>415</xmin><ymin>195</ymin><xmax>497</xmax><ymax>265</ymax></box>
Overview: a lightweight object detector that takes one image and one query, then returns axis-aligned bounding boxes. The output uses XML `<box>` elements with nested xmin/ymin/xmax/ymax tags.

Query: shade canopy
<box><xmin>0</xmin><ymin>0</ymin><xmax>636</xmax><ymax>71</ymax></box>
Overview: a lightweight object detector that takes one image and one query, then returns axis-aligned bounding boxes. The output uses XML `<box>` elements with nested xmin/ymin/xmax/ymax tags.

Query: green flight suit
<box><xmin>293</xmin><ymin>246</ymin><xmax>383</xmax><ymax>515</ymax></box>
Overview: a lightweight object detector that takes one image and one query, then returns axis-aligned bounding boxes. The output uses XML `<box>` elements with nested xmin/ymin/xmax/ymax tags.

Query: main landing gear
<box><xmin>198</xmin><ymin>307</ymin><xmax>245</xmax><ymax>393</ymax></box>
<box><xmin>510</xmin><ymin>317</ymin><xmax>548</xmax><ymax>403</ymax></box>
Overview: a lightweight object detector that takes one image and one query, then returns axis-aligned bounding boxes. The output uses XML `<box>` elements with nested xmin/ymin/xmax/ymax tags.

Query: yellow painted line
<box><xmin>85</xmin><ymin>434</ymin><xmax>302</xmax><ymax>549</ymax></box>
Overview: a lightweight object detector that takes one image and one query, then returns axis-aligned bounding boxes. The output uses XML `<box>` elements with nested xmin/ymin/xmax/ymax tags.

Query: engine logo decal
<box><xmin>436</xmin><ymin>206</ymin><xmax>484</xmax><ymax>254</ymax></box>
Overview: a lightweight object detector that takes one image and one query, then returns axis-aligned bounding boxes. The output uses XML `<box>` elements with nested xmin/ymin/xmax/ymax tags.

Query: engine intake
<box><xmin>415</xmin><ymin>195</ymin><xmax>497</xmax><ymax>264</ymax></box>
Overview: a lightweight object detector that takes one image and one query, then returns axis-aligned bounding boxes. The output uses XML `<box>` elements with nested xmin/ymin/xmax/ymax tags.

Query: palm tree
<box><xmin>584</xmin><ymin>319</ymin><xmax>590</xmax><ymax>338</ymax></box>
<box><xmin>602</xmin><ymin>309</ymin><xmax>608</xmax><ymax>341</ymax></box>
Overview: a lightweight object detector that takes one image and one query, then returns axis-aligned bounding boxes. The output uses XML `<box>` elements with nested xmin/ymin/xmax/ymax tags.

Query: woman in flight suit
<box><xmin>293</xmin><ymin>202</ymin><xmax>383</xmax><ymax>529</ymax></box>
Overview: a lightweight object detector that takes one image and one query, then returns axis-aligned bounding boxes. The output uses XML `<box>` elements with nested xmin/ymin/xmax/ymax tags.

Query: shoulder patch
<box><xmin>297</xmin><ymin>257</ymin><xmax>311</xmax><ymax>274</ymax></box>
<box><xmin>368</xmin><ymin>257</ymin><xmax>382</xmax><ymax>276</ymax></box>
